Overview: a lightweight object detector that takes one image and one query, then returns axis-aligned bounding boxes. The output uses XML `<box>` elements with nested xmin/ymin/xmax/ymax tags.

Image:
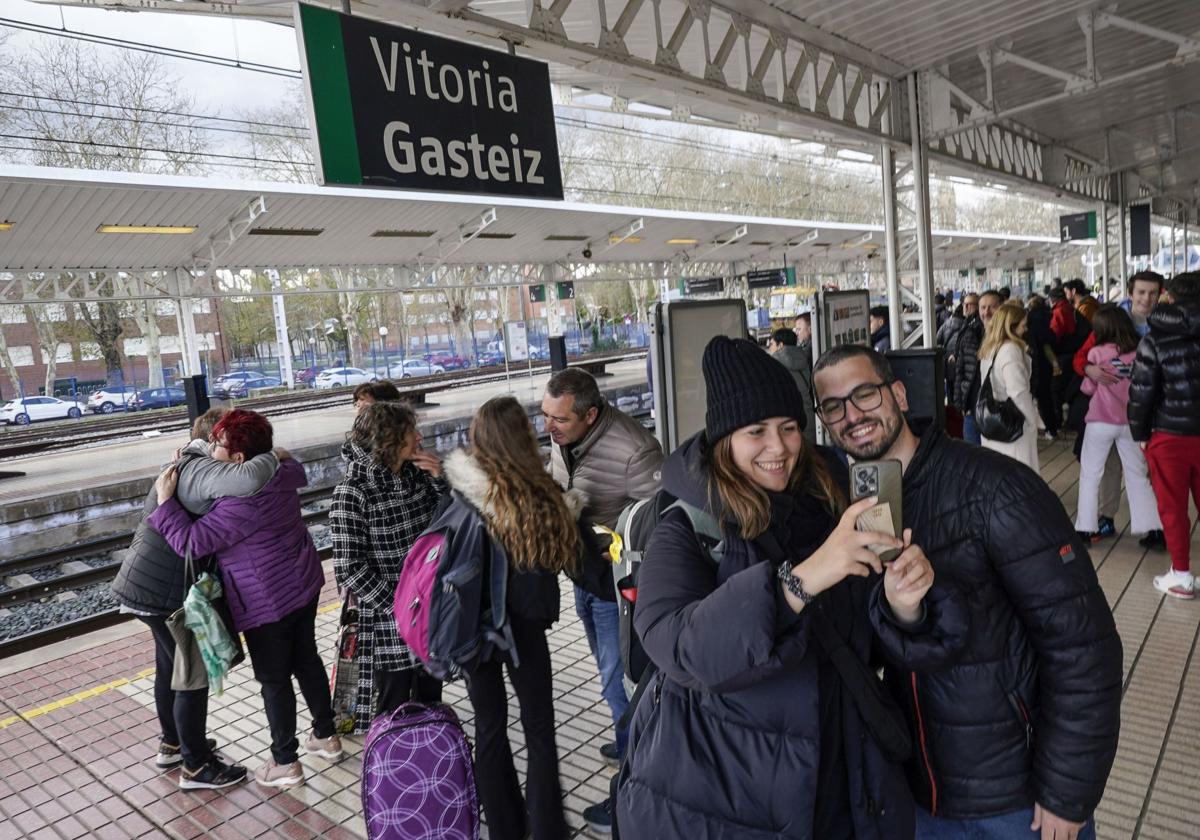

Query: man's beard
<box><xmin>836</xmin><ymin>412</ymin><xmax>903</xmax><ymax>461</ymax></box>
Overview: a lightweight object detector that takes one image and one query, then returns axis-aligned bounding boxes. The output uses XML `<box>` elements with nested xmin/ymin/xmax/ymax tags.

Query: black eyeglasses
<box><xmin>817</xmin><ymin>381</ymin><xmax>894</xmax><ymax>423</ymax></box>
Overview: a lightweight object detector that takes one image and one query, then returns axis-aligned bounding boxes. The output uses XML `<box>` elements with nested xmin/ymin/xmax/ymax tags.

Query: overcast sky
<box><xmin>2</xmin><ymin>0</ymin><xmax>302</xmax><ymax>114</ymax></box>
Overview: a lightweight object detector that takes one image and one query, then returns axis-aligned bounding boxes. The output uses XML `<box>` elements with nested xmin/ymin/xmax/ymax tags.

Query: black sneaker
<box><xmin>583</xmin><ymin>798</ymin><xmax>613</xmax><ymax>834</ymax></box>
<box><xmin>1139</xmin><ymin>530</ymin><xmax>1167</xmax><ymax>551</ymax></box>
<box><xmin>156</xmin><ymin>738</ymin><xmax>219</xmax><ymax>769</ymax></box>
<box><xmin>179</xmin><ymin>758</ymin><xmax>248</xmax><ymax>791</ymax></box>
<box><xmin>599</xmin><ymin>741</ymin><xmax>623</xmax><ymax>768</ymax></box>
<box><xmin>1076</xmin><ymin>531</ymin><xmax>1095</xmax><ymax>544</ymax></box>
<box><xmin>1095</xmin><ymin>517</ymin><xmax>1116</xmax><ymax>539</ymax></box>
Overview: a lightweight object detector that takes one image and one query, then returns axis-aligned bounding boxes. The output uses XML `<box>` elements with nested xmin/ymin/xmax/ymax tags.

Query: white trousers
<box><xmin>1075</xmin><ymin>421</ymin><xmax>1163</xmax><ymax>534</ymax></box>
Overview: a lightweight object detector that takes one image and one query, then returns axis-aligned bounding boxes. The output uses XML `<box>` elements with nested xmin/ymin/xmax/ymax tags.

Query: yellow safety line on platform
<box><xmin>0</xmin><ymin>599</ymin><xmax>343</xmax><ymax>731</ymax></box>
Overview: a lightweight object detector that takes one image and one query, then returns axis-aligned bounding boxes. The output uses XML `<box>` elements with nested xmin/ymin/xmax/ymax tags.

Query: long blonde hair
<box><xmin>979</xmin><ymin>302</ymin><xmax>1028</xmax><ymax>360</ymax></box>
<box><xmin>705</xmin><ymin>431</ymin><xmax>846</xmax><ymax>539</ymax></box>
<box><xmin>469</xmin><ymin>396</ymin><xmax>580</xmax><ymax>574</ymax></box>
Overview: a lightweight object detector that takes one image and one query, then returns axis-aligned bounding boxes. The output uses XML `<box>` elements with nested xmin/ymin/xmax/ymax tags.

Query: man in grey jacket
<box><xmin>542</xmin><ymin>368</ymin><xmax>663</xmax><ymax>832</ymax></box>
<box><xmin>112</xmin><ymin>408</ymin><xmax>283</xmax><ymax>790</ymax></box>
<box><xmin>767</xmin><ymin>328</ymin><xmax>816</xmax><ymax>442</ymax></box>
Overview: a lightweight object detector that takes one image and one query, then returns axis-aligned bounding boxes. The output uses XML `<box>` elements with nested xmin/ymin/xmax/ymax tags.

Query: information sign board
<box><xmin>1059</xmin><ymin>211</ymin><xmax>1097</xmax><ymax>242</ymax></box>
<box><xmin>746</xmin><ymin>266</ymin><xmax>797</xmax><ymax>289</ymax></box>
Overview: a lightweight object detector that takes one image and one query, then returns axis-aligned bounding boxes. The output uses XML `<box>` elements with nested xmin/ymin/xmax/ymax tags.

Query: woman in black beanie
<box><xmin>615</xmin><ymin>336</ymin><xmax>966</xmax><ymax>840</ymax></box>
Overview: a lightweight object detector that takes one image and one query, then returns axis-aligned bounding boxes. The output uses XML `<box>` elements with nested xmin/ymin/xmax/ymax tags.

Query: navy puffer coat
<box><xmin>881</xmin><ymin>428</ymin><xmax>1122</xmax><ymax>822</ymax></box>
<box><xmin>616</xmin><ymin>434</ymin><xmax>967</xmax><ymax>840</ymax></box>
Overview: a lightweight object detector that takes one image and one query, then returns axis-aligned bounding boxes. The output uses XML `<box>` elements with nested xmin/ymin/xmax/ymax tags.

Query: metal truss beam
<box><xmin>188</xmin><ymin>195</ymin><xmax>268</xmax><ymax>276</ymax></box>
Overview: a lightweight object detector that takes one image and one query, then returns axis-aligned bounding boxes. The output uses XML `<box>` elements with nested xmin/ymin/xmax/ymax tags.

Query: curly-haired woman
<box><xmin>329</xmin><ymin>401</ymin><xmax>446</xmax><ymax>732</ymax></box>
<box><xmin>444</xmin><ymin>396</ymin><xmax>585</xmax><ymax>840</ymax></box>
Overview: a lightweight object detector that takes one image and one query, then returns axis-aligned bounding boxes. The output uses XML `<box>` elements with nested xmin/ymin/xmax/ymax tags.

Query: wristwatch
<box><xmin>777</xmin><ymin>560</ymin><xmax>816</xmax><ymax>606</ymax></box>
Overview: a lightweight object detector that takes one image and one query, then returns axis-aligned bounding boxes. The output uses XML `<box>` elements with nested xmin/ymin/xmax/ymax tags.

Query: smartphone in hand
<box><xmin>849</xmin><ymin>459</ymin><xmax>904</xmax><ymax>564</ymax></box>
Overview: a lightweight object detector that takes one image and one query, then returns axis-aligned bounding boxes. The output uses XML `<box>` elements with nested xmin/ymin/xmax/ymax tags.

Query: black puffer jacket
<box><xmin>885</xmin><ymin>428</ymin><xmax>1122</xmax><ymax>822</ymax></box>
<box><xmin>617</xmin><ymin>434</ymin><xmax>967</xmax><ymax>840</ymax></box>
<box><xmin>1128</xmin><ymin>300</ymin><xmax>1200</xmax><ymax>440</ymax></box>
<box><xmin>950</xmin><ymin>315</ymin><xmax>984</xmax><ymax>412</ymax></box>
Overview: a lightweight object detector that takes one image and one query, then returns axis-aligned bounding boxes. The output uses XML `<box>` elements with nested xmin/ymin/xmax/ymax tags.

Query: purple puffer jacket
<box><xmin>149</xmin><ymin>459</ymin><xmax>324</xmax><ymax>632</ymax></box>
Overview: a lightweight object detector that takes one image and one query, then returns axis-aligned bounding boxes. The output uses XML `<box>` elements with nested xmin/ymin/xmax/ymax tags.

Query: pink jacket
<box><xmin>1080</xmin><ymin>343</ymin><xmax>1136</xmax><ymax>425</ymax></box>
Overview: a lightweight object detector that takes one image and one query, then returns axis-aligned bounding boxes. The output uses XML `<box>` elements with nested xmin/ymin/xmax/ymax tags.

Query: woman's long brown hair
<box><xmin>470</xmin><ymin>396</ymin><xmax>580</xmax><ymax>574</ymax></box>
<box><xmin>706</xmin><ymin>427</ymin><xmax>846</xmax><ymax>539</ymax></box>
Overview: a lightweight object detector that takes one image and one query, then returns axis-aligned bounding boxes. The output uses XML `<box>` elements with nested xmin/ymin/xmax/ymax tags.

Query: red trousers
<box><xmin>1145</xmin><ymin>432</ymin><xmax>1200</xmax><ymax>572</ymax></box>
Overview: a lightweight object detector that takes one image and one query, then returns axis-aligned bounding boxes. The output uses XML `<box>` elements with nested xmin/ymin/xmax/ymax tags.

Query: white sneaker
<box><xmin>1153</xmin><ymin>569</ymin><xmax>1195</xmax><ymax>600</ymax></box>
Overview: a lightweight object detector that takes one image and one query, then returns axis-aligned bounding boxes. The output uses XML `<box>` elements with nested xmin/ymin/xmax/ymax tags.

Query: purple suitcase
<box><xmin>361</xmin><ymin>701</ymin><xmax>480</xmax><ymax>840</ymax></box>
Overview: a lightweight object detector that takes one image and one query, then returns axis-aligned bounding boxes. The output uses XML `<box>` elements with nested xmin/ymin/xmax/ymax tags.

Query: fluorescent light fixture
<box><xmin>835</xmin><ymin>149</ymin><xmax>875</xmax><ymax>163</ymax></box>
<box><xmin>667</xmin><ymin>238</ymin><xmax>699</xmax><ymax>245</ymax></box>
<box><xmin>0</xmin><ymin>222</ymin><xmax>12</xmax><ymax>232</ymax></box>
<box><xmin>544</xmin><ymin>234</ymin><xmax>589</xmax><ymax>241</ymax></box>
<box><xmin>946</xmin><ymin>175</ymin><xmax>974</xmax><ymax>185</ymax></box>
<box><xmin>476</xmin><ymin>232</ymin><xmax>516</xmax><ymax>239</ymax></box>
<box><xmin>610</xmin><ymin>235</ymin><xmax>644</xmax><ymax>244</ymax></box>
<box><xmin>97</xmin><ymin>224</ymin><xmax>196</xmax><ymax>234</ymax></box>
<box><xmin>248</xmin><ymin>227</ymin><xmax>323</xmax><ymax>236</ymax></box>
<box><xmin>372</xmin><ymin>229</ymin><xmax>435</xmax><ymax>238</ymax></box>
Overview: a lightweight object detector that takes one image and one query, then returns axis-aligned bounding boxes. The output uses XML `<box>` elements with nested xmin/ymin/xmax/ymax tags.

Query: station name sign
<box><xmin>295</xmin><ymin>3</ymin><xmax>563</xmax><ymax>199</ymax></box>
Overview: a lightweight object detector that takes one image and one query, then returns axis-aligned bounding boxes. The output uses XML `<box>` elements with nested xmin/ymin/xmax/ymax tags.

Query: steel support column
<box><xmin>270</xmin><ymin>275</ymin><xmax>295</xmax><ymax>390</ymax></box>
<box><xmin>1098</xmin><ymin>203</ymin><xmax>1110</xmax><ymax>287</ymax></box>
<box><xmin>880</xmin><ymin>144</ymin><xmax>902</xmax><ymax>350</ymax></box>
<box><xmin>173</xmin><ymin>268</ymin><xmax>203</xmax><ymax>378</ymax></box>
<box><xmin>1171</xmin><ymin>223</ymin><xmax>1177</xmax><ymax>278</ymax></box>
<box><xmin>907</xmin><ymin>74</ymin><xmax>936</xmax><ymax>347</ymax></box>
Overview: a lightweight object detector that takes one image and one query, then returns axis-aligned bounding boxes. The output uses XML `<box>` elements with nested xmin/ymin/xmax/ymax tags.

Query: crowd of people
<box><xmin>110</xmin><ymin>267</ymin><xmax>1200</xmax><ymax>839</ymax></box>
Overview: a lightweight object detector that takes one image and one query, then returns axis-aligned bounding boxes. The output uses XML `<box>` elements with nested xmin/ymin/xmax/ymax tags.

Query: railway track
<box><xmin>0</xmin><ymin>350</ymin><xmax>644</xmax><ymax>460</ymax></box>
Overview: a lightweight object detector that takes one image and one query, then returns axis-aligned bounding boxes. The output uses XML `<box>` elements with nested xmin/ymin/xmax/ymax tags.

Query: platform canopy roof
<box><xmin>0</xmin><ymin>166</ymin><xmax>1075</xmax><ymax>279</ymax></box>
<box><xmin>37</xmin><ymin>0</ymin><xmax>1200</xmax><ymax>217</ymax></box>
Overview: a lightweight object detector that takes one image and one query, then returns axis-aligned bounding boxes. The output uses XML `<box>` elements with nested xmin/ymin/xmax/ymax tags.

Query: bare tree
<box><xmin>0</xmin><ymin>322</ymin><xmax>23</xmax><ymax>398</ymax></box>
<box><xmin>236</xmin><ymin>86</ymin><xmax>316</xmax><ymax>183</ymax></box>
<box><xmin>24</xmin><ymin>305</ymin><xmax>59</xmax><ymax>395</ymax></box>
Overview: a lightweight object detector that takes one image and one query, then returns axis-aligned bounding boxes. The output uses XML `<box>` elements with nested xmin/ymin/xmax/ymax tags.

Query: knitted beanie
<box><xmin>702</xmin><ymin>335</ymin><xmax>808</xmax><ymax>442</ymax></box>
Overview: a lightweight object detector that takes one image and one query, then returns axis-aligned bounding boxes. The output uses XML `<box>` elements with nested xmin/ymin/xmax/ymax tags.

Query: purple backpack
<box><xmin>362</xmin><ymin>702</ymin><xmax>480</xmax><ymax>840</ymax></box>
<box><xmin>394</xmin><ymin>492</ymin><xmax>512</xmax><ymax>681</ymax></box>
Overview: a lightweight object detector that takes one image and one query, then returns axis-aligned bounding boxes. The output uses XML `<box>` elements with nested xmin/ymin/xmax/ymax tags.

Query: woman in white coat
<box><xmin>978</xmin><ymin>302</ymin><xmax>1040</xmax><ymax>472</ymax></box>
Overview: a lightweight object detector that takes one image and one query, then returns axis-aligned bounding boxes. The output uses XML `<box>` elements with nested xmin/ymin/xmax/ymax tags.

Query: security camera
<box><xmin>582</xmin><ymin>247</ymin><xmax>593</xmax><ymax>259</ymax></box>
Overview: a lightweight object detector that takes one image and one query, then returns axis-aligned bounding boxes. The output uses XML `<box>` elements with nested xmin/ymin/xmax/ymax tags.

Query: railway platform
<box><xmin>0</xmin><ymin>436</ymin><xmax>1197</xmax><ymax>840</ymax></box>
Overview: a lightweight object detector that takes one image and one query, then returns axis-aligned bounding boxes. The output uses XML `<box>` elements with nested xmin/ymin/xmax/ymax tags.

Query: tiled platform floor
<box><xmin>1</xmin><ymin>434</ymin><xmax>1198</xmax><ymax>839</ymax></box>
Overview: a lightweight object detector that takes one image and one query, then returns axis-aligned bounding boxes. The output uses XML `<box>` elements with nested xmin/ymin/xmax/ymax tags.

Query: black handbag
<box><xmin>975</xmin><ymin>350</ymin><xmax>1025</xmax><ymax>443</ymax></box>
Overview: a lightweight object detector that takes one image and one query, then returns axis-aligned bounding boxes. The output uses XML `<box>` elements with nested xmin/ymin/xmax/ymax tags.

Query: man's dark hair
<box><xmin>1047</xmin><ymin>287</ymin><xmax>1067</xmax><ymax>303</ymax></box>
<box><xmin>813</xmin><ymin>344</ymin><xmax>895</xmax><ymax>382</ymax></box>
<box><xmin>352</xmin><ymin>380</ymin><xmax>402</xmax><ymax>403</ymax></box>
<box><xmin>794</xmin><ymin>312</ymin><xmax>811</xmax><ymax>326</ymax></box>
<box><xmin>998</xmin><ymin>286</ymin><xmax>1011</xmax><ymax>301</ymax></box>
<box><xmin>1166</xmin><ymin>271</ymin><xmax>1200</xmax><ymax>304</ymax></box>
<box><xmin>1065</xmin><ymin>279</ymin><xmax>1089</xmax><ymax>296</ymax></box>
<box><xmin>934</xmin><ymin>293</ymin><xmax>946</xmax><ymax>305</ymax></box>
<box><xmin>869</xmin><ymin>305</ymin><xmax>890</xmax><ymax>321</ymax></box>
<box><xmin>545</xmin><ymin>368</ymin><xmax>605</xmax><ymax>418</ymax></box>
<box><xmin>1128</xmin><ymin>270</ymin><xmax>1165</xmax><ymax>293</ymax></box>
<box><xmin>979</xmin><ymin>289</ymin><xmax>1002</xmax><ymax>304</ymax></box>
<box><xmin>770</xmin><ymin>327</ymin><xmax>797</xmax><ymax>346</ymax></box>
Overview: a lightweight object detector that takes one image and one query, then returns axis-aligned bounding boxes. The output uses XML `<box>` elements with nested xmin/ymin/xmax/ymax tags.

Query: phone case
<box><xmin>849</xmin><ymin>459</ymin><xmax>904</xmax><ymax>563</ymax></box>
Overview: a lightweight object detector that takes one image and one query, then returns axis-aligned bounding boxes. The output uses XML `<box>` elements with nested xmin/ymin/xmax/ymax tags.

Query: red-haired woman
<box><xmin>150</xmin><ymin>409</ymin><xmax>339</xmax><ymax>790</ymax></box>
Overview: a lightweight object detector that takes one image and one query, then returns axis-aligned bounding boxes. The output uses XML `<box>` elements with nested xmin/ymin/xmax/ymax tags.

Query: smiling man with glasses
<box><xmin>812</xmin><ymin>343</ymin><xmax>1121</xmax><ymax>840</ymax></box>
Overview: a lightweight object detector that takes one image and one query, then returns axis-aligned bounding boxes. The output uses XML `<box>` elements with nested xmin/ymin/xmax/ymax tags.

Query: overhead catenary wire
<box><xmin>0</xmin><ymin>16</ymin><xmax>302</xmax><ymax>79</ymax></box>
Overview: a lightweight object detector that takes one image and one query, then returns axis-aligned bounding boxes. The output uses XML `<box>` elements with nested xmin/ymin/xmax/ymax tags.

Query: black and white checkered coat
<box><xmin>330</xmin><ymin>441</ymin><xmax>445</xmax><ymax>732</ymax></box>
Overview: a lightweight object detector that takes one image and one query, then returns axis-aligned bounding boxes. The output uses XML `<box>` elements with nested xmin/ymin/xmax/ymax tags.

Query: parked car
<box><xmin>389</xmin><ymin>359</ymin><xmax>445</xmax><ymax>378</ymax></box>
<box><xmin>294</xmin><ymin>365</ymin><xmax>322</xmax><ymax>386</ymax></box>
<box><xmin>211</xmin><ymin>371</ymin><xmax>259</xmax><ymax>391</ymax></box>
<box><xmin>476</xmin><ymin>350</ymin><xmax>506</xmax><ymax>367</ymax></box>
<box><xmin>87</xmin><ymin>385</ymin><xmax>139</xmax><ymax>414</ymax></box>
<box><xmin>423</xmin><ymin>352</ymin><xmax>470</xmax><ymax>371</ymax></box>
<box><xmin>217</xmin><ymin>376</ymin><xmax>283</xmax><ymax>398</ymax></box>
<box><xmin>130</xmin><ymin>387</ymin><xmax>187</xmax><ymax>411</ymax></box>
<box><xmin>1</xmin><ymin>396</ymin><xmax>85</xmax><ymax>425</ymax></box>
<box><xmin>314</xmin><ymin>367</ymin><xmax>376</xmax><ymax>390</ymax></box>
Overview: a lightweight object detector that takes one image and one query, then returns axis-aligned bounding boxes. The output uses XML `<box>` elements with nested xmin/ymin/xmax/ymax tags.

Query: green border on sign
<box><xmin>297</xmin><ymin>4</ymin><xmax>361</xmax><ymax>185</ymax></box>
